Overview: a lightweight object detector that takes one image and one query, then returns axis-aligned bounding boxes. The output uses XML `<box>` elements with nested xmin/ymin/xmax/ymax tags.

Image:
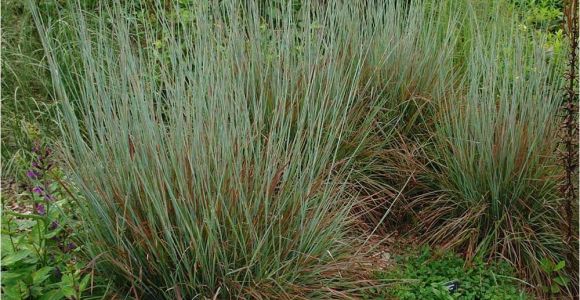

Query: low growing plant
<box><xmin>538</xmin><ymin>258</ymin><xmax>571</xmax><ymax>295</ymax></box>
<box><xmin>1</xmin><ymin>144</ymin><xmax>107</xmax><ymax>300</ymax></box>
<box><xmin>372</xmin><ymin>247</ymin><xmax>530</xmax><ymax>300</ymax></box>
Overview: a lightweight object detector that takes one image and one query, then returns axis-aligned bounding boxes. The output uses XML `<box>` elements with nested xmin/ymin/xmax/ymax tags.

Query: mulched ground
<box><xmin>2</xmin><ymin>178</ymin><xmax>33</xmax><ymax>214</ymax></box>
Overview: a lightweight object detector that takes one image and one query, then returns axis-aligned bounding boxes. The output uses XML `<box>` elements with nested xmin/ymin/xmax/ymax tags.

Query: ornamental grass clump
<box><xmin>340</xmin><ymin>1</ymin><xmax>460</xmax><ymax>229</ymax></box>
<box><xmin>31</xmin><ymin>1</ymin><xmax>423</xmax><ymax>298</ymax></box>
<box><xmin>420</xmin><ymin>10</ymin><xmax>566</xmax><ymax>286</ymax></box>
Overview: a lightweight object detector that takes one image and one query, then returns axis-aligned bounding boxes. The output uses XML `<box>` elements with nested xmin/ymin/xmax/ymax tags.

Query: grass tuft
<box><xmin>417</xmin><ymin>7</ymin><xmax>567</xmax><ymax>287</ymax></box>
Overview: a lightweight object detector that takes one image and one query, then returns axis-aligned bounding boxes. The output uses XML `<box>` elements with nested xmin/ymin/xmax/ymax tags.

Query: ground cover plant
<box><xmin>374</xmin><ymin>246</ymin><xmax>530</xmax><ymax>299</ymax></box>
<box><xmin>1</xmin><ymin>0</ymin><xmax>577</xmax><ymax>299</ymax></box>
<box><xmin>1</xmin><ymin>143</ymin><xmax>110</xmax><ymax>299</ymax></box>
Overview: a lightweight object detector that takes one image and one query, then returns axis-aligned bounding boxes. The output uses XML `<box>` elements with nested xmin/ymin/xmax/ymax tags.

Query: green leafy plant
<box><xmin>1</xmin><ymin>144</ymin><xmax>106</xmax><ymax>300</ymax></box>
<box><xmin>538</xmin><ymin>258</ymin><xmax>570</xmax><ymax>295</ymax></box>
<box><xmin>510</xmin><ymin>0</ymin><xmax>563</xmax><ymax>32</ymax></box>
<box><xmin>372</xmin><ymin>247</ymin><xmax>529</xmax><ymax>300</ymax></box>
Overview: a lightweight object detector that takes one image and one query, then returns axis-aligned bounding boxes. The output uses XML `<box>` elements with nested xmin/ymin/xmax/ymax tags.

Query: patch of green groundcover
<box><xmin>372</xmin><ymin>247</ymin><xmax>530</xmax><ymax>300</ymax></box>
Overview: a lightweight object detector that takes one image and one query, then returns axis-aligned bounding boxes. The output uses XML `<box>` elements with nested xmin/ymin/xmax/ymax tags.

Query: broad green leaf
<box><xmin>60</xmin><ymin>274</ymin><xmax>76</xmax><ymax>297</ymax></box>
<box><xmin>33</xmin><ymin>266</ymin><xmax>54</xmax><ymax>285</ymax></box>
<box><xmin>553</xmin><ymin>276</ymin><xmax>570</xmax><ymax>286</ymax></box>
<box><xmin>539</xmin><ymin>258</ymin><xmax>552</xmax><ymax>272</ymax></box>
<box><xmin>79</xmin><ymin>274</ymin><xmax>91</xmax><ymax>292</ymax></box>
<box><xmin>1</xmin><ymin>249</ymin><xmax>33</xmax><ymax>266</ymax></box>
<box><xmin>30</xmin><ymin>286</ymin><xmax>44</xmax><ymax>298</ymax></box>
<box><xmin>1</xmin><ymin>270</ymin><xmax>28</xmax><ymax>284</ymax></box>
<box><xmin>1</xmin><ymin>264</ymin><xmax>36</xmax><ymax>283</ymax></box>
<box><xmin>39</xmin><ymin>289</ymin><xmax>66</xmax><ymax>300</ymax></box>
<box><xmin>1</xmin><ymin>235</ymin><xmax>16</xmax><ymax>254</ymax></box>
<box><xmin>2</xmin><ymin>280</ymin><xmax>29</xmax><ymax>300</ymax></box>
<box><xmin>553</xmin><ymin>260</ymin><xmax>565</xmax><ymax>271</ymax></box>
<box><xmin>61</xmin><ymin>286</ymin><xmax>76</xmax><ymax>298</ymax></box>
